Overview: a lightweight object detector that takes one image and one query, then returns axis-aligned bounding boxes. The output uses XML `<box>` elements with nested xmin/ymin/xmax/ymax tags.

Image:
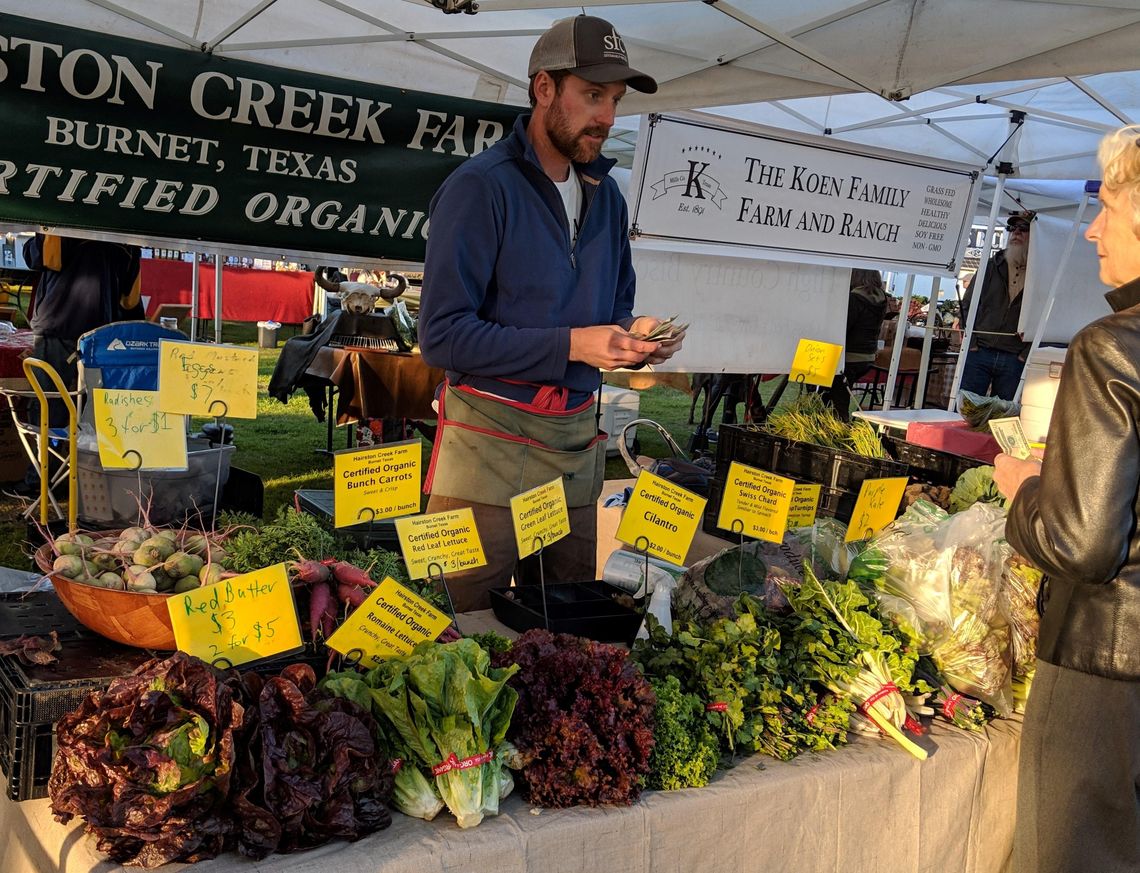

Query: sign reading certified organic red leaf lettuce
<box><xmin>629</xmin><ymin>113</ymin><xmax>981</xmax><ymax>277</ymax></box>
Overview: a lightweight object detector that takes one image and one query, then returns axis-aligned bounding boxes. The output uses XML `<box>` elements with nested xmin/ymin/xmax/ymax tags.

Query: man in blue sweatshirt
<box><xmin>419</xmin><ymin>15</ymin><xmax>684</xmax><ymax>611</ymax></box>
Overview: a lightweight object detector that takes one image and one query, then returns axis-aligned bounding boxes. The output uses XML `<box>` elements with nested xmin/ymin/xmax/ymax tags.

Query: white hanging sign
<box><xmin>628</xmin><ymin>112</ymin><xmax>981</xmax><ymax>278</ymax></box>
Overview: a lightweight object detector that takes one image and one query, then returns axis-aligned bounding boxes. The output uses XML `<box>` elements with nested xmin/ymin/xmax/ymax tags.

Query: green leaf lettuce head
<box><xmin>949</xmin><ymin>466</ymin><xmax>1002</xmax><ymax>513</ymax></box>
<box><xmin>647</xmin><ymin>675</ymin><xmax>719</xmax><ymax>791</ymax></box>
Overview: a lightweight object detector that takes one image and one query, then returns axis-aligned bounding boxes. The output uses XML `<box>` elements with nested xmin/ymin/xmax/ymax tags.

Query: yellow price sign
<box><xmin>616</xmin><ymin>471</ymin><xmax>707</xmax><ymax>565</ymax></box>
<box><xmin>787</xmin><ymin>483</ymin><xmax>822</xmax><ymax>529</ymax></box>
<box><xmin>167</xmin><ymin>563</ymin><xmax>303</xmax><ymax>667</ymax></box>
<box><xmin>93</xmin><ymin>389</ymin><xmax>188</xmax><ymax>470</ymax></box>
<box><xmin>334</xmin><ymin>441</ymin><xmax>422</xmax><ymax>528</ymax></box>
<box><xmin>157</xmin><ymin>340</ymin><xmax>259</xmax><ymax>419</ymax></box>
<box><xmin>845</xmin><ymin>477</ymin><xmax>909</xmax><ymax>542</ymax></box>
<box><xmin>790</xmin><ymin>338</ymin><xmax>844</xmax><ymax>387</ymax></box>
<box><xmin>716</xmin><ymin>462</ymin><xmax>794</xmax><ymax>543</ymax></box>
<box><xmin>326</xmin><ymin>577</ymin><xmax>452</xmax><ymax>668</ymax></box>
<box><xmin>395</xmin><ymin>508</ymin><xmax>487</xmax><ymax>580</ymax></box>
<box><xmin>510</xmin><ymin>478</ymin><xmax>570</xmax><ymax>559</ymax></box>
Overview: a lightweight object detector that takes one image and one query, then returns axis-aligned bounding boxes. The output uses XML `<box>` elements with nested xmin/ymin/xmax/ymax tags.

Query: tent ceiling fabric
<box><xmin>21</xmin><ymin>0</ymin><xmax>1140</xmax><ymax>181</ymax></box>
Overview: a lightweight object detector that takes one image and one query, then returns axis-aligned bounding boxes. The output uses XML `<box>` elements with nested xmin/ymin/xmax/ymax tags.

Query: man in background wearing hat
<box><xmin>419</xmin><ymin>15</ymin><xmax>684</xmax><ymax>611</ymax></box>
<box><xmin>957</xmin><ymin>211</ymin><xmax>1035</xmax><ymax>400</ymax></box>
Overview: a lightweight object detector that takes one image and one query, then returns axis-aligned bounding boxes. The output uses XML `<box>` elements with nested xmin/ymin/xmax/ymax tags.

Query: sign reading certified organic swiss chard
<box><xmin>0</xmin><ymin>13</ymin><xmax>521</xmax><ymax>261</ymax></box>
<box><xmin>629</xmin><ymin>113</ymin><xmax>981</xmax><ymax>277</ymax></box>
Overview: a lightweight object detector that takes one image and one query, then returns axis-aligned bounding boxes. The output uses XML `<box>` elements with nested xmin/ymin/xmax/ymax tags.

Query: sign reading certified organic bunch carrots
<box><xmin>326</xmin><ymin>577</ymin><xmax>452</xmax><ymax>667</ymax></box>
<box><xmin>845</xmin><ymin>477</ymin><xmax>909</xmax><ymax>542</ymax></box>
<box><xmin>616</xmin><ymin>471</ymin><xmax>707</xmax><ymax>565</ymax></box>
<box><xmin>510</xmin><ymin>478</ymin><xmax>570</xmax><ymax>559</ymax></box>
<box><xmin>789</xmin><ymin>338</ymin><xmax>844</xmax><ymax>386</ymax></box>
<box><xmin>717</xmin><ymin>462</ymin><xmax>794</xmax><ymax>543</ymax></box>
<box><xmin>168</xmin><ymin>563</ymin><xmax>303</xmax><ymax>667</ymax></box>
<box><xmin>394</xmin><ymin>508</ymin><xmax>486</xmax><ymax>579</ymax></box>
<box><xmin>157</xmin><ymin>340</ymin><xmax>259</xmax><ymax>419</ymax></box>
<box><xmin>334</xmin><ymin>441</ymin><xmax>421</xmax><ymax>529</ymax></box>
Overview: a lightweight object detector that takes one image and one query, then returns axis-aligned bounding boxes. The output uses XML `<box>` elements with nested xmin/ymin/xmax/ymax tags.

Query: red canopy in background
<box><xmin>140</xmin><ymin>260</ymin><xmax>315</xmax><ymax>324</ymax></box>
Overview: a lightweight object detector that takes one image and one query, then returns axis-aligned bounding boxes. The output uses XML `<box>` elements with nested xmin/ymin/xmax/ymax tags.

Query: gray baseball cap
<box><xmin>528</xmin><ymin>15</ymin><xmax>658</xmax><ymax>94</ymax></box>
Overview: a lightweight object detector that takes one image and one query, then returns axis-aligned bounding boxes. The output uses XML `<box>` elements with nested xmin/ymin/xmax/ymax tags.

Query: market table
<box><xmin>306</xmin><ymin>346</ymin><xmax>444</xmax><ymax>425</ymax></box>
<box><xmin>854</xmin><ymin>408</ymin><xmax>965</xmax><ymax>433</ymax></box>
<box><xmin>0</xmin><ymin>717</ymin><xmax>1020</xmax><ymax>873</ymax></box>
<box><xmin>0</xmin><ymin>328</ymin><xmax>33</xmax><ymax>379</ymax></box>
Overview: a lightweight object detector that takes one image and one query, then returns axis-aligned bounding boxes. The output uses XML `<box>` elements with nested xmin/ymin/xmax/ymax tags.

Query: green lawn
<box><xmin>0</xmin><ymin>326</ymin><xmax>724</xmax><ymax>571</ymax></box>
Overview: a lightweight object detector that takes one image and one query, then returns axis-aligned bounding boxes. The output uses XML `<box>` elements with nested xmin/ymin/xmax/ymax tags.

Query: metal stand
<box><xmin>428</xmin><ymin>561</ymin><xmax>461</xmax><ymax>634</ymax></box>
<box><xmin>531</xmin><ymin>536</ymin><xmax>549</xmax><ymax>631</ymax></box>
<box><xmin>208</xmin><ymin>400</ymin><xmax>229</xmax><ymax>531</ymax></box>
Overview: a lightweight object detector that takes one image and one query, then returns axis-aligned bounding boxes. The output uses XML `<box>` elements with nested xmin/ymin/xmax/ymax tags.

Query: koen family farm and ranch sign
<box><xmin>0</xmin><ymin>13</ymin><xmax>521</xmax><ymax>262</ymax></box>
<box><xmin>629</xmin><ymin>113</ymin><xmax>981</xmax><ymax>277</ymax></box>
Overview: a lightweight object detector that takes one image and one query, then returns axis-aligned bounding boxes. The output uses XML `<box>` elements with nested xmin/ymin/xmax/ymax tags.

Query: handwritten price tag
<box><xmin>167</xmin><ymin>563</ymin><xmax>303</xmax><ymax>667</ymax></box>
<box><xmin>326</xmin><ymin>577</ymin><xmax>452</xmax><ymax>668</ymax></box>
<box><xmin>787</xmin><ymin>483</ymin><xmax>822</xmax><ymax>529</ymax></box>
<box><xmin>510</xmin><ymin>478</ymin><xmax>571</xmax><ymax>559</ymax></box>
<box><xmin>157</xmin><ymin>340</ymin><xmax>259</xmax><ymax>419</ymax></box>
<box><xmin>845</xmin><ymin>477</ymin><xmax>909</xmax><ymax>542</ymax></box>
<box><xmin>93</xmin><ymin>389</ymin><xmax>187</xmax><ymax>470</ymax></box>
<box><xmin>395</xmin><ymin>508</ymin><xmax>487</xmax><ymax>579</ymax></box>
<box><xmin>334</xmin><ymin>441</ymin><xmax>422</xmax><ymax>528</ymax></box>
<box><xmin>790</xmin><ymin>338</ymin><xmax>844</xmax><ymax>386</ymax></box>
<box><xmin>616</xmin><ymin>471</ymin><xmax>707</xmax><ymax>565</ymax></box>
<box><xmin>716</xmin><ymin>462</ymin><xmax>794</xmax><ymax>543</ymax></box>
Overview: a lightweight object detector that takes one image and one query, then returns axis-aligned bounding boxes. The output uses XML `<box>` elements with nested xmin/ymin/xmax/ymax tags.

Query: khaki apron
<box><xmin>425</xmin><ymin>383</ymin><xmax>606</xmax><ymax>508</ymax></box>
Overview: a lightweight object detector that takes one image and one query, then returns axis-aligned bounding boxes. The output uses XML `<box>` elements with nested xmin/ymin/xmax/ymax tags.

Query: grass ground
<box><xmin>0</xmin><ymin>323</ymin><xmax>724</xmax><ymax>571</ymax></box>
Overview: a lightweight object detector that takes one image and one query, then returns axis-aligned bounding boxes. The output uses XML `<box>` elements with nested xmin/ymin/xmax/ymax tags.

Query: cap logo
<box><xmin>602</xmin><ymin>28</ymin><xmax>626</xmax><ymax>59</ymax></box>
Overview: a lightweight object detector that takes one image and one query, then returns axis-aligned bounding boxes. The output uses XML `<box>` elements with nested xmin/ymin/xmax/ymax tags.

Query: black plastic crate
<box><xmin>294</xmin><ymin>489</ymin><xmax>401</xmax><ymax>551</ymax></box>
<box><xmin>0</xmin><ymin>591</ymin><xmax>86</xmax><ymax>642</ymax></box>
<box><xmin>0</xmin><ymin>718</ymin><xmax>53</xmax><ymax>802</ymax></box>
<box><xmin>881</xmin><ymin>435</ymin><xmax>985</xmax><ymax>488</ymax></box>
<box><xmin>715</xmin><ymin>425</ymin><xmax>908</xmax><ymax>493</ymax></box>
<box><xmin>490</xmin><ymin>581</ymin><xmax>642</xmax><ymax>644</ymax></box>
<box><xmin>702</xmin><ymin>474</ymin><xmax>858</xmax><ymax>540</ymax></box>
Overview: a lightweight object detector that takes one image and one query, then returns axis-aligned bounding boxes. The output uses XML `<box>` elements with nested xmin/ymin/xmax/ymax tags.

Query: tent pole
<box><xmin>189</xmin><ymin>251</ymin><xmax>200</xmax><ymax>343</ymax></box>
<box><xmin>948</xmin><ymin>172</ymin><xmax>1008</xmax><ymax>409</ymax></box>
<box><xmin>214</xmin><ymin>253</ymin><xmax>223</xmax><ymax>344</ymax></box>
<box><xmin>1013</xmin><ymin>186</ymin><xmax>1094</xmax><ymax>403</ymax></box>
<box><xmin>882</xmin><ymin>274</ymin><xmax>915</xmax><ymax>411</ymax></box>
<box><xmin>914</xmin><ymin>276</ymin><xmax>942</xmax><ymax>408</ymax></box>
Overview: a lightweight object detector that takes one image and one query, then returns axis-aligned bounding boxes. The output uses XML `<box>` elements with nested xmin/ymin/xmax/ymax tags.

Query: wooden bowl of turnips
<box><xmin>35</xmin><ymin>526</ymin><xmax>233</xmax><ymax>650</ymax></box>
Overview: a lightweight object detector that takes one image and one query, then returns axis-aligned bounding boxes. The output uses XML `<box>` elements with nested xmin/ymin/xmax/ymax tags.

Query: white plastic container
<box><xmin>599</xmin><ymin>385</ymin><xmax>640</xmax><ymax>457</ymax></box>
<box><xmin>1020</xmin><ymin>346</ymin><xmax>1067</xmax><ymax>443</ymax></box>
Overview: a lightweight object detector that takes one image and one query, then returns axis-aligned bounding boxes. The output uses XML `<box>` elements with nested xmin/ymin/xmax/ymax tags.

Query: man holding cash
<box><xmin>419</xmin><ymin>15</ymin><xmax>684</xmax><ymax>610</ymax></box>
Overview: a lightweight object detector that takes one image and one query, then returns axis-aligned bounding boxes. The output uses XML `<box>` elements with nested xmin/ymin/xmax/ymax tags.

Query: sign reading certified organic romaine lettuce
<box><xmin>629</xmin><ymin>113</ymin><xmax>981</xmax><ymax>277</ymax></box>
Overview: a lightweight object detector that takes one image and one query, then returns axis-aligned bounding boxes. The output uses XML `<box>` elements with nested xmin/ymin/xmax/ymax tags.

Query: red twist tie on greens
<box><xmin>391</xmin><ymin>758</ymin><xmax>403</xmax><ymax>774</ymax></box>
<box><xmin>805</xmin><ymin>704</ymin><xmax>819</xmax><ymax>725</ymax></box>
<box><xmin>858</xmin><ymin>682</ymin><xmax>898</xmax><ymax>716</ymax></box>
<box><xmin>943</xmin><ymin>693</ymin><xmax>963</xmax><ymax>720</ymax></box>
<box><xmin>431</xmin><ymin>749</ymin><xmax>494</xmax><ymax>777</ymax></box>
<box><xmin>705</xmin><ymin>702</ymin><xmax>729</xmax><ymax>713</ymax></box>
<box><xmin>904</xmin><ymin>716</ymin><xmax>926</xmax><ymax>736</ymax></box>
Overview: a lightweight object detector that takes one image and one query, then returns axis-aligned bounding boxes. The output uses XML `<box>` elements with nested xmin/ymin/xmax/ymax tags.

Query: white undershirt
<box><xmin>553</xmin><ymin>171</ymin><xmax>582</xmax><ymax>246</ymax></box>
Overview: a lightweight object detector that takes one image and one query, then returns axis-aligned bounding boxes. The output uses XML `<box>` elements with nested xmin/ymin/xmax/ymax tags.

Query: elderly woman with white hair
<box><xmin>995</xmin><ymin>126</ymin><xmax>1140</xmax><ymax>872</ymax></box>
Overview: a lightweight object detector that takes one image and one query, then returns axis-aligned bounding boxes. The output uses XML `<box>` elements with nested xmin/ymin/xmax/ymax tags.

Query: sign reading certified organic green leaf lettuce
<box><xmin>0</xmin><ymin>12</ymin><xmax>520</xmax><ymax>261</ymax></box>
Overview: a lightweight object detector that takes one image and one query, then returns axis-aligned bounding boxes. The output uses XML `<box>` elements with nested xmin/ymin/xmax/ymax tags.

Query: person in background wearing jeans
<box><xmin>994</xmin><ymin>127</ymin><xmax>1140</xmax><ymax>873</ymax></box>
<box><xmin>956</xmin><ymin>211</ymin><xmax>1034</xmax><ymax>400</ymax></box>
<box><xmin>826</xmin><ymin>268</ymin><xmax>888</xmax><ymax>419</ymax></box>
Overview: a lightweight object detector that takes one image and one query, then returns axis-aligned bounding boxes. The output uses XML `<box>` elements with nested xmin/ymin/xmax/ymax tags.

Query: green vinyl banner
<box><xmin>0</xmin><ymin>13</ymin><xmax>522</xmax><ymax>261</ymax></box>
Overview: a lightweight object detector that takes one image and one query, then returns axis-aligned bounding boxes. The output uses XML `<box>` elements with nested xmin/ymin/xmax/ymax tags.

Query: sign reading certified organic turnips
<box><xmin>629</xmin><ymin>113</ymin><xmax>981</xmax><ymax>277</ymax></box>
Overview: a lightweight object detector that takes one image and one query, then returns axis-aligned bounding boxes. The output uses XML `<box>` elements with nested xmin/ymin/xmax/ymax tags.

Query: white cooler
<box><xmin>1020</xmin><ymin>346</ymin><xmax>1067</xmax><ymax>443</ymax></box>
<box><xmin>599</xmin><ymin>385</ymin><xmax>640</xmax><ymax>456</ymax></box>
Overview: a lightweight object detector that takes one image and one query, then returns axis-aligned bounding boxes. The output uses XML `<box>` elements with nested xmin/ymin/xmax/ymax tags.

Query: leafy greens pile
<box><xmin>49</xmin><ymin>653</ymin><xmax>395</xmax><ymax>867</ymax></box>
<box><xmin>323</xmin><ymin>638</ymin><xmax>519</xmax><ymax>828</ymax></box>
<box><xmin>493</xmin><ymin>629</ymin><xmax>655</xmax><ymax>808</ymax></box>
<box><xmin>645</xmin><ymin>675</ymin><xmax>720</xmax><ymax>791</ymax></box>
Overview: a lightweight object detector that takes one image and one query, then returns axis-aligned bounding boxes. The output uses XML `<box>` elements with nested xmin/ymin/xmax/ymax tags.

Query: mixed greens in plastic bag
<box><xmin>958</xmin><ymin>390</ymin><xmax>1020</xmax><ymax>430</ymax></box>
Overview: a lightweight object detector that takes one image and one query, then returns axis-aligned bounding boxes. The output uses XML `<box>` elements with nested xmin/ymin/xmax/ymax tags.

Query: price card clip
<box><xmin>427</xmin><ymin>561</ymin><xmax>461</xmax><ymax>635</ymax></box>
<box><xmin>530</xmin><ymin>536</ymin><xmax>551</xmax><ymax>631</ymax></box>
<box><xmin>208</xmin><ymin>399</ymin><xmax>229</xmax><ymax>532</ymax></box>
<box><xmin>357</xmin><ymin>505</ymin><xmax>377</xmax><ymax>537</ymax></box>
<box><xmin>633</xmin><ymin>534</ymin><xmax>653</xmax><ymax>605</ymax></box>
<box><xmin>729</xmin><ymin>518</ymin><xmax>746</xmax><ymax>594</ymax></box>
<box><xmin>121</xmin><ymin>449</ymin><xmax>145</xmax><ymax>528</ymax></box>
<box><xmin>342</xmin><ymin>647</ymin><xmax>366</xmax><ymax>668</ymax></box>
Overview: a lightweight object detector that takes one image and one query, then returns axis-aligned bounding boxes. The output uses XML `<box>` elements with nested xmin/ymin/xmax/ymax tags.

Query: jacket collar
<box><xmin>507</xmin><ymin>113</ymin><xmax>617</xmax><ymax>183</ymax></box>
<box><xmin>1105</xmin><ymin>276</ymin><xmax>1140</xmax><ymax>313</ymax></box>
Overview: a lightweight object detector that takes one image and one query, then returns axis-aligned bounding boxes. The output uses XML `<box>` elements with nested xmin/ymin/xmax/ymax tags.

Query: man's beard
<box><xmin>1006</xmin><ymin>238</ymin><xmax>1029</xmax><ymax>269</ymax></box>
<box><xmin>546</xmin><ymin>97</ymin><xmax>608</xmax><ymax>164</ymax></box>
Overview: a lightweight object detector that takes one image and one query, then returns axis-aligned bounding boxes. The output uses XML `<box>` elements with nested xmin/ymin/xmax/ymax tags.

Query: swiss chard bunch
<box><xmin>48</xmin><ymin>653</ymin><xmax>251</xmax><ymax>868</ymax></box>
<box><xmin>494</xmin><ymin>629</ymin><xmax>656</xmax><ymax>808</ymax></box>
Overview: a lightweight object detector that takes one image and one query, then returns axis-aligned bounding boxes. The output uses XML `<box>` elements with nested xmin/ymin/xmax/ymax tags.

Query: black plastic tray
<box><xmin>881</xmin><ymin>435</ymin><xmax>985</xmax><ymax>488</ymax></box>
<box><xmin>489</xmin><ymin>581</ymin><xmax>642</xmax><ymax>644</ymax></box>
<box><xmin>0</xmin><ymin>592</ymin><xmax>86</xmax><ymax>642</ymax></box>
<box><xmin>702</xmin><ymin>475</ymin><xmax>858</xmax><ymax>540</ymax></box>
<box><xmin>295</xmin><ymin>489</ymin><xmax>401</xmax><ymax>551</ymax></box>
